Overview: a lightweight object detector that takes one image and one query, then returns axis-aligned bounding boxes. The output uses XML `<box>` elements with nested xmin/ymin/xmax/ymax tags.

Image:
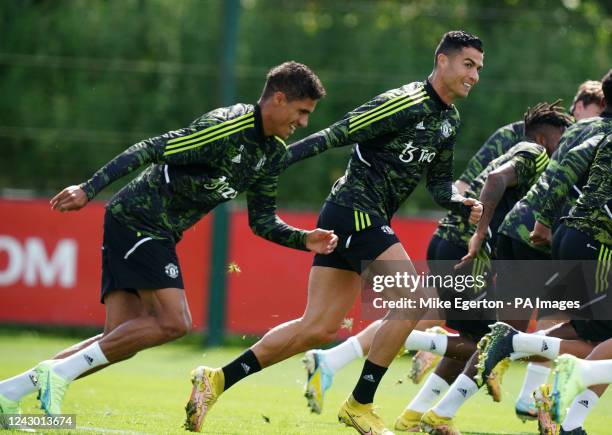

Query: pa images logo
<box><xmin>165</xmin><ymin>263</ymin><xmax>179</xmax><ymax>279</ymax></box>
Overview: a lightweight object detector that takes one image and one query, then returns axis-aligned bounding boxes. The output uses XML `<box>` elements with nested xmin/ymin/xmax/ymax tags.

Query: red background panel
<box><xmin>225</xmin><ymin>210</ymin><xmax>437</xmax><ymax>337</ymax></box>
<box><xmin>0</xmin><ymin>199</ymin><xmax>211</xmax><ymax>329</ymax></box>
<box><xmin>1</xmin><ymin>199</ymin><xmax>436</xmax><ymax>335</ymax></box>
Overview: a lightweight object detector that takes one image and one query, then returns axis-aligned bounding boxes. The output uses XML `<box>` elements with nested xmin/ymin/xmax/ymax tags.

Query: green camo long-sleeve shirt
<box><xmin>437</xmin><ymin>141</ymin><xmax>549</xmax><ymax>251</ymax></box>
<box><xmin>499</xmin><ymin>112</ymin><xmax>612</xmax><ymax>253</ymax></box>
<box><xmin>458</xmin><ymin>121</ymin><xmax>524</xmax><ymax>185</ymax></box>
<box><xmin>80</xmin><ymin>104</ymin><xmax>308</xmax><ymax>249</ymax></box>
<box><xmin>560</xmin><ymin>133</ymin><xmax>612</xmax><ymax>245</ymax></box>
<box><xmin>287</xmin><ymin>80</ymin><xmax>470</xmax><ymax>221</ymax></box>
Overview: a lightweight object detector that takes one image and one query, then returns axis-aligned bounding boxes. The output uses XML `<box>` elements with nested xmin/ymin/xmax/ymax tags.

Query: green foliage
<box><xmin>0</xmin><ymin>0</ymin><xmax>609</xmax><ymax>213</ymax></box>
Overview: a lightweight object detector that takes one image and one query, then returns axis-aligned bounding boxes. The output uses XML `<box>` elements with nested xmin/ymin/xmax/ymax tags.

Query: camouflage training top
<box><xmin>458</xmin><ymin>121</ymin><xmax>524</xmax><ymax>185</ymax></box>
<box><xmin>80</xmin><ymin>104</ymin><xmax>308</xmax><ymax>249</ymax></box>
<box><xmin>561</xmin><ymin>133</ymin><xmax>612</xmax><ymax>245</ymax></box>
<box><xmin>535</xmin><ymin>131</ymin><xmax>607</xmax><ymax>228</ymax></box>
<box><xmin>499</xmin><ymin>112</ymin><xmax>611</xmax><ymax>253</ymax></box>
<box><xmin>287</xmin><ymin>80</ymin><xmax>470</xmax><ymax>221</ymax></box>
<box><xmin>436</xmin><ymin>141</ymin><xmax>549</xmax><ymax>251</ymax></box>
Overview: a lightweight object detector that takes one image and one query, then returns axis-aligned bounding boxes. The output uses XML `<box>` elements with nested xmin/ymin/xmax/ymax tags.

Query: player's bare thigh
<box><xmin>369</xmin><ymin>242</ymin><xmax>430</xmax><ymax>310</ymax></box>
<box><xmin>301</xmin><ymin>266</ymin><xmax>361</xmax><ymax>329</ymax></box>
<box><xmin>104</xmin><ymin>290</ymin><xmax>147</xmax><ymax>334</ymax></box>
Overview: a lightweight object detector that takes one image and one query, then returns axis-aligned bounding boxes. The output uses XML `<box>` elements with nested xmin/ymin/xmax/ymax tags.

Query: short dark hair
<box><xmin>434</xmin><ymin>30</ymin><xmax>483</xmax><ymax>65</ymax></box>
<box><xmin>601</xmin><ymin>69</ymin><xmax>612</xmax><ymax>107</ymax></box>
<box><xmin>570</xmin><ymin>80</ymin><xmax>603</xmax><ymax>115</ymax></box>
<box><xmin>524</xmin><ymin>100</ymin><xmax>574</xmax><ymax>138</ymax></box>
<box><xmin>260</xmin><ymin>61</ymin><xmax>326</xmax><ymax>102</ymax></box>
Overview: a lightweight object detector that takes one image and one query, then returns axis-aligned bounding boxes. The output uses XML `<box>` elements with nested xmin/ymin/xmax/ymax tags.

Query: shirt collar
<box><xmin>253</xmin><ymin>104</ymin><xmax>266</xmax><ymax>142</ymax></box>
<box><xmin>424</xmin><ymin>79</ymin><xmax>452</xmax><ymax>111</ymax></box>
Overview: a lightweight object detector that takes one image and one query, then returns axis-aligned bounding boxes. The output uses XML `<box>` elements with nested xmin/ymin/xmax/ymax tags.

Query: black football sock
<box><xmin>221</xmin><ymin>349</ymin><xmax>262</xmax><ymax>391</ymax></box>
<box><xmin>352</xmin><ymin>359</ymin><xmax>388</xmax><ymax>404</ymax></box>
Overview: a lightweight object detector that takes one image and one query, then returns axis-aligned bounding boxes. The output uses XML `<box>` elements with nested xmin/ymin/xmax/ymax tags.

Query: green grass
<box><xmin>1</xmin><ymin>331</ymin><xmax>610</xmax><ymax>434</ymax></box>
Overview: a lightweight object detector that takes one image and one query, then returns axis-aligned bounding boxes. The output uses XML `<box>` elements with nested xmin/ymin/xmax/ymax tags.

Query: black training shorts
<box><xmin>546</xmin><ymin>224</ymin><xmax>612</xmax><ymax>320</ymax></box>
<box><xmin>100</xmin><ymin>211</ymin><xmax>184</xmax><ymax>303</ymax></box>
<box><xmin>427</xmin><ymin>235</ymin><xmax>494</xmax><ymax>339</ymax></box>
<box><xmin>570</xmin><ymin>320</ymin><xmax>612</xmax><ymax>343</ymax></box>
<box><xmin>312</xmin><ymin>201</ymin><xmax>400</xmax><ymax>274</ymax></box>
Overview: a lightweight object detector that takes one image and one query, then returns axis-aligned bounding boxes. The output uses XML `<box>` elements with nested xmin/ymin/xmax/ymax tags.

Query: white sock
<box><xmin>512</xmin><ymin>333</ymin><xmax>560</xmax><ymax>360</ymax></box>
<box><xmin>0</xmin><ymin>369</ymin><xmax>39</xmax><ymax>401</ymax></box>
<box><xmin>561</xmin><ymin>389</ymin><xmax>599</xmax><ymax>431</ymax></box>
<box><xmin>432</xmin><ymin>374</ymin><xmax>478</xmax><ymax>418</ymax></box>
<box><xmin>51</xmin><ymin>342</ymin><xmax>109</xmax><ymax>382</ymax></box>
<box><xmin>405</xmin><ymin>331</ymin><xmax>447</xmax><ymax>356</ymax></box>
<box><xmin>405</xmin><ymin>373</ymin><xmax>450</xmax><ymax>413</ymax></box>
<box><xmin>517</xmin><ymin>363</ymin><xmax>550</xmax><ymax>404</ymax></box>
<box><xmin>320</xmin><ymin>336</ymin><xmax>363</xmax><ymax>374</ymax></box>
<box><xmin>578</xmin><ymin>359</ymin><xmax>612</xmax><ymax>387</ymax></box>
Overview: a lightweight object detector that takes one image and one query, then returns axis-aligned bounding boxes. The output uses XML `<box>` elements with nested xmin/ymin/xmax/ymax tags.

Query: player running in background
<box><xmin>395</xmin><ymin>101</ymin><xmax>572</xmax><ymax>431</ymax></box>
<box><xmin>475</xmin><ymin>70</ymin><xmax>610</xmax><ymax>422</ymax></box>
<box><xmin>184</xmin><ymin>31</ymin><xmax>484</xmax><ymax>434</ymax></box>
<box><xmin>418</xmin><ymin>102</ymin><xmax>573</xmax><ymax>434</ymax></box>
<box><xmin>480</xmin><ymin>131</ymin><xmax>611</xmax><ymax>435</ymax></box>
<box><xmin>479</xmin><ymin>120</ymin><xmax>612</xmax><ymax>433</ymax></box>
<box><xmin>0</xmin><ymin>61</ymin><xmax>337</xmax><ymax>419</ymax></box>
<box><xmin>455</xmin><ymin>79</ymin><xmax>603</xmax><ymax>194</ymax></box>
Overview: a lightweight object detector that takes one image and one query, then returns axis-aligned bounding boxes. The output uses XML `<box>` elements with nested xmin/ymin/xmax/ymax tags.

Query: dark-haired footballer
<box><xmin>0</xmin><ymin>61</ymin><xmax>337</xmax><ymax>421</ymax></box>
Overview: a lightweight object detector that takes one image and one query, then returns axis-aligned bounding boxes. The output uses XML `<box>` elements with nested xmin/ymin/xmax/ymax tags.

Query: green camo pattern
<box><xmin>458</xmin><ymin>121</ymin><xmax>524</xmax><ymax>185</ymax></box>
<box><xmin>564</xmin><ymin>133</ymin><xmax>612</xmax><ymax>245</ymax></box>
<box><xmin>436</xmin><ymin>140</ymin><xmax>547</xmax><ymax>250</ymax></box>
<box><xmin>287</xmin><ymin>80</ymin><xmax>469</xmax><ymax>221</ymax></box>
<box><xmin>80</xmin><ymin>104</ymin><xmax>308</xmax><ymax>249</ymax></box>
<box><xmin>499</xmin><ymin>114</ymin><xmax>612</xmax><ymax>252</ymax></box>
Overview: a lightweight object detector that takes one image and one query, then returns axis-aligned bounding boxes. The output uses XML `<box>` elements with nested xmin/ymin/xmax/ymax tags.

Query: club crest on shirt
<box><xmin>165</xmin><ymin>263</ymin><xmax>179</xmax><ymax>279</ymax></box>
<box><xmin>441</xmin><ymin>120</ymin><xmax>453</xmax><ymax>138</ymax></box>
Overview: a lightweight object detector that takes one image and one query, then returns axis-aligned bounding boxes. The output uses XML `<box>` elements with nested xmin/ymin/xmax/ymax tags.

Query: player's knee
<box><xmin>302</xmin><ymin>325</ymin><xmax>339</xmax><ymax>347</ymax></box>
<box><xmin>158</xmin><ymin>315</ymin><xmax>190</xmax><ymax>341</ymax></box>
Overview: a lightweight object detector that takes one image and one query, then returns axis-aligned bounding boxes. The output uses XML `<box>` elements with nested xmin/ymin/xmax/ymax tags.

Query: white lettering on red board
<box><xmin>0</xmin><ymin>236</ymin><xmax>77</xmax><ymax>288</ymax></box>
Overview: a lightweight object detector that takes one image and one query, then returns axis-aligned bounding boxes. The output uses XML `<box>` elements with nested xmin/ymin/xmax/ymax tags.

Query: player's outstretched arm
<box><xmin>77</xmin><ymin>118</ymin><xmax>225</xmax><ymax>201</ymax></box>
<box><xmin>246</xmin><ymin>171</ymin><xmax>337</xmax><ymax>253</ymax></box>
<box><xmin>50</xmin><ymin>185</ymin><xmax>88</xmax><ymax>212</ymax></box>
<box><xmin>426</xmin><ymin>142</ymin><xmax>482</xmax><ymax>222</ymax></box>
<box><xmin>286</xmin><ymin>87</ymin><xmax>424</xmax><ymax>167</ymax></box>
<box><xmin>456</xmin><ymin>162</ymin><xmax>518</xmax><ymax>269</ymax></box>
<box><xmin>78</xmin><ymin>138</ymin><xmax>165</xmax><ymax>201</ymax></box>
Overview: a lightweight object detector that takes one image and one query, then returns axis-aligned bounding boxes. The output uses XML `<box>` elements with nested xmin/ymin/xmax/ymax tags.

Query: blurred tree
<box><xmin>0</xmin><ymin>0</ymin><xmax>609</xmax><ymax>216</ymax></box>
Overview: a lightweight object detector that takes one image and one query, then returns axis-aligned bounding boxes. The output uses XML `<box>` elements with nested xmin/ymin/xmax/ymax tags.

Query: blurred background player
<box><xmin>396</xmin><ymin>101</ymin><xmax>573</xmax><ymax>432</ymax></box>
<box><xmin>476</xmin><ymin>71</ymin><xmax>610</xmax><ymax>422</ymax></box>
<box><xmin>419</xmin><ymin>101</ymin><xmax>573</xmax><ymax>435</ymax></box>
<box><xmin>479</xmin><ymin>128</ymin><xmax>612</xmax><ymax>435</ymax></box>
<box><xmin>455</xmin><ymin>79</ymin><xmax>604</xmax><ymax>195</ymax></box>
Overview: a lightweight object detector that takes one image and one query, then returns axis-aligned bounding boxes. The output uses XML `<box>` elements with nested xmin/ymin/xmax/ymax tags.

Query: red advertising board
<box><xmin>0</xmin><ymin>199</ymin><xmax>436</xmax><ymax>336</ymax></box>
<box><xmin>0</xmin><ymin>199</ymin><xmax>210</xmax><ymax>329</ymax></box>
<box><xmin>226</xmin><ymin>210</ymin><xmax>437</xmax><ymax>337</ymax></box>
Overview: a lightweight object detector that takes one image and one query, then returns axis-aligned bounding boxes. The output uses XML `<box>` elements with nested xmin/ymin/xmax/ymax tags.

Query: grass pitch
<box><xmin>1</xmin><ymin>330</ymin><xmax>610</xmax><ymax>434</ymax></box>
